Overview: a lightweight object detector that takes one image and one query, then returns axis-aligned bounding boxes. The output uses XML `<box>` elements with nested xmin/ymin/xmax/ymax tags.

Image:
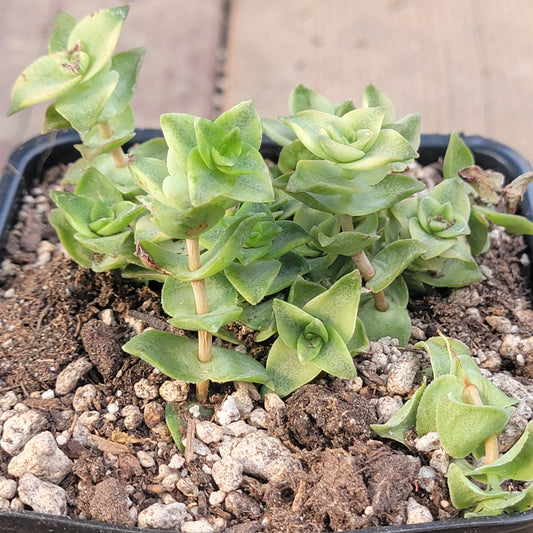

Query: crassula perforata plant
<box><xmin>123</xmin><ymin>103</ymin><xmax>279</xmax><ymax>401</ymax></box>
<box><xmin>9</xmin><ymin>4</ymin><xmax>148</xmax><ymax>274</ymax></box>
<box><xmin>372</xmin><ymin>334</ymin><xmax>533</xmax><ymax>517</ymax></box>
<box><xmin>7</xmin><ymin>4</ymin><xmax>533</xmax><ymax>519</ymax></box>
<box><xmin>264</xmin><ymin>89</ymin><xmax>533</xmax><ymax>345</ymax></box>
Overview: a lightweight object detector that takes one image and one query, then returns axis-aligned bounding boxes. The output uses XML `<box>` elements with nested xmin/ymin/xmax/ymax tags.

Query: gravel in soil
<box><xmin>0</xmin><ymin>165</ymin><xmax>532</xmax><ymax>531</ymax></box>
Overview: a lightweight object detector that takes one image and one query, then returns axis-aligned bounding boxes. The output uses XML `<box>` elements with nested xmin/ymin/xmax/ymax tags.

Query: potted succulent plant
<box><xmin>1</xmin><ymin>4</ymin><xmax>532</xmax><ymax>533</ymax></box>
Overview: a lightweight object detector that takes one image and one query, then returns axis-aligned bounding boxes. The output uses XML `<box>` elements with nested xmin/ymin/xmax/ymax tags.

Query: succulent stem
<box><xmin>185</xmin><ymin>237</ymin><xmax>212</xmax><ymax>402</ymax></box>
<box><xmin>463</xmin><ymin>383</ymin><xmax>500</xmax><ymax>465</ymax></box>
<box><xmin>339</xmin><ymin>214</ymin><xmax>389</xmax><ymax>311</ymax></box>
<box><xmin>98</xmin><ymin>121</ymin><xmax>129</xmax><ymax>168</ymax></box>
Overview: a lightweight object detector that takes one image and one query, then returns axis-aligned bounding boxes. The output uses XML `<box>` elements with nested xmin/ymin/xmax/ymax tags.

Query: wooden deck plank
<box><xmin>0</xmin><ymin>0</ymin><xmax>224</xmax><ymax>167</ymax></box>
<box><xmin>224</xmin><ymin>0</ymin><xmax>533</xmax><ymax>166</ymax></box>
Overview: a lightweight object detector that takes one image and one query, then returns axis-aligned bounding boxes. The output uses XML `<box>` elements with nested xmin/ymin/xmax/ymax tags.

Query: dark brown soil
<box><xmin>0</xmin><ymin>163</ymin><xmax>532</xmax><ymax>532</ymax></box>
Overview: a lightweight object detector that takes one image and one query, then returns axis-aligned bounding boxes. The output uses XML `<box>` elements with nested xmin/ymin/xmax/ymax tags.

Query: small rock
<box><xmin>263</xmin><ymin>393</ymin><xmax>285</xmax><ymax>413</ymax></box>
<box><xmin>159</xmin><ymin>380</ymin><xmax>189</xmax><ymax>402</ymax></box>
<box><xmin>386</xmin><ymin>353</ymin><xmax>420</xmax><ymax>395</ymax></box>
<box><xmin>490</xmin><ymin>373</ymin><xmax>533</xmax><ymax>410</ymax></box>
<box><xmin>56</xmin><ymin>434</ymin><xmax>67</xmax><ymax>446</ymax></box>
<box><xmin>72</xmin><ymin>384</ymin><xmax>97</xmax><ymax>412</ymax></box>
<box><xmin>144</xmin><ymin>401</ymin><xmax>165</xmax><ymax>428</ymax></box>
<box><xmin>107</xmin><ymin>401</ymin><xmax>120</xmax><ymax>414</ymax></box>
<box><xmin>446</xmin><ymin>286</ymin><xmax>482</xmax><ymax>307</ymax></box>
<box><xmin>209</xmin><ymin>490</ymin><xmax>226</xmax><ymax>506</ymax></box>
<box><xmin>80</xmin><ymin>319</ymin><xmax>123</xmax><ymax>381</ymax></box>
<box><xmin>176</xmin><ymin>477</ymin><xmax>199</xmax><ymax>498</ymax></box>
<box><xmin>72</xmin><ymin>411</ymin><xmax>100</xmax><ymax>446</ymax></box>
<box><xmin>161</xmin><ymin>470</ymin><xmax>180</xmax><ymax>491</ymax></box>
<box><xmin>168</xmin><ymin>453</ymin><xmax>186</xmax><ymax>470</ymax></box>
<box><xmin>0</xmin><ymin>477</ymin><xmax>17</xmax><ymax>499</ymax></box>
<box><xmin>500</xmin><ymin>334</ymin><xmax>521</xmax><ymax>358</ymax></box>
<box><xmin>212</xmin><ymin>457</ymin><xmax>243</xmax><ymax>492</ymax></box>
<box><xmin>150</xmin><ymin>422</ymin><xmax>171</xmax><ymax>441</ymax></box>
<box><xmin>231</xmin><ymin>431</ymin><xmax>302</xmax><ymax>481</ymax></box>
<box><xmin>196</xmin><ymin>421</ymin><xmax>225</xmax><ymax>444</ymax></box>
<box><xmin>18</xmin><ymin>473</ymin><xmax>67</xmax><ymax>516</ymax></box>
<box><xmin>182</xmin><ymin>437</ymin><xmax>211</xmax><ymax>457</ymax></box>
<box><xmin>370</xmin><ymin>349</ymin><xmax>389</xmax><ymax>372</ymax></box>
<box><xmin>160</xmin><ymin>493</ymin><xmax>177</xmax><ymax>505</ymax></box>
<box><xmin>429</xmin><ymin>447</ymin><xmax>449</xmax><ymax>475</ymax></box>
<box><xmin>465</xmin><ymin>307</ymin><xmax>482</xmax><ymax>322</ymax></box>
<box><xmin>224</xmin><ymin>420</ymin><xmax>256</xmax><ymax>437</ymax></box>
<box><xmin>137</xmin><ymin>502</ymin><xmax>189</xmax><ymax>530</ymax></box>
<box><xmin>515</xmin><ymin>308</ymin><xmax>533</xmax><ymax>326</ymax></box>
<box><xmin>486</xmin><ymin>315</ymin><xmax>513</xmax><ymax>334</ymax></box>
<box><xmin>158</xmin><ymin>464</ymin><xmax>175</xmax><ymax>478</ymax></box>
<box><xmin>410</xmin><ymin>326</ymin><xmax>426</xmax><ymax>341</ymax></box>
<box><xmin>181</xmin><ymin>519</ymin><xmax>216</xmax><ymax>533</ymax></box>
<box><xmin>475</xmin><ymin>349</ymin><xmax>502</xmax><ymax>371</ymax></box>
<box><xmin>224</xmin><ymin>491</ymin><xmax>262</xmax><ymax>518</ymax></box>
<box><xmin>99</xmin><ymin>309</ymin><xmax>116</xmax><ymax>326</ymax></box>
<box><xmin>121</xmin><ymin>405</ymin><xmax>143</xmax><ymax>430</ymax></box>
<box><xmin>417</xmin><ymin>466</ymin><xmax>437</xmax><ymax>493</ymax></box>
<box><xmin>414</xmin><ymin>432</ymin><xmax>440</xmax><ymax>453</ymax></box>
<box><xmin>0</xmin><ymin>259</ymin><xmax>16</xmax><ymax>278</ymax></box>
<box><xmin>35</xmin><ymin>251</ymin><xmax>51</xmax><ymax>267</ymax></box>
<box><xmin>217</xmin><ymin>436</ymin><xmax>238</xmax><ymax>459</ymax></box>
<box><xmin>0</xmin><ymin>391</ymin><xmax>19</xmax><ymax>411</ymax></box>
<box><xmin>0</xmin><ymin>409</ymin><xmax>48</xmax><ymax>455</ymax></box>
<box><xmin>55</xmin><ymin>358</ymin><xmax>93</xmax><ymax>396</ymax></box>
<box><xmin>137</xmin><ymin>450</ymin><xmax>156</xmax><ymax>468</ymax></box>
<box><xmin>498</xmin><ymin>410</ymin><xmax>528</xmax><ymax>452</ymax></box>
<box><xmin>135</xmin><ymin>379</ymin><xmax>160</xmax><ymax>400</ymax></box>
<box><xmin>41</xmin><ymin>389</ymin><xmax>55</xmax><ymax>400</ymax></box>
<box><xmin>479</xmin><ymin>264</ymin><xmax>493</xmax><ymax>278</ymax></box>
<box><xmin>406</xmin><ymin>497</ymin><xmax>433</xmax><ymax>524</ymax></box>
<box><xmin>235</xmin><ymin>381</ymin><xmax>261</xmax><ymax>401</ymax></box>
<box><xmin>375</xmin><ymin>396</ymin><xmax>403</xmax><ymax>423</ymax></box>
<box><xmin>247</xmin><ymin>408</ymin><xmax>268</xmax><ymax>429</ymax></box>
<box><xmin>0</xmin><ymin>497</ymin><xmax>9</xmax><ymax>511</ymax></box>
<box><xmin>230</xmin><ymin>388</ymin><xmax>254</xmax><ymax>417</ymax></box>
<box><xmin>10</xmin><ymin>497</ymin><xmax>24</xmax><ymax>511</ymax></box>
<box><xmin>215</xmin><ymin>396</ymin><xmax>241</xmax><ymax>426</ymax></box>
<box><xmin>89</xmin><ymin>477</ymin><xmax>136</xmax><ymax>526</ymax></box>
<box><xmin>8</xmin><ymin>431</ymin><xmax>73</xmax><ymax>484</ymax></box>
<box><xmin>124</xmin><ymin>316</ymin><xmax>145</xmax><ymax>335</ymax></box>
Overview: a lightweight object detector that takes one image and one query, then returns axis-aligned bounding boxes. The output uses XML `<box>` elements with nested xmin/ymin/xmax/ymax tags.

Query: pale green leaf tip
<box><xmin>109</xmin><ymin>4</ymin><xmax>131</xmax><ymax>19</ymax></box>
<box><xmin>7</xmin><ymin>101</ymin><xmax>20</xmax><ymax>116</ymax></box>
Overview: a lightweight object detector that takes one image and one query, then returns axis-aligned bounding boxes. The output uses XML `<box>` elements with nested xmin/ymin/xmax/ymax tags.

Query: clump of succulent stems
<box><xmin>8</xmin><ymin>4</ymin><xmax>533</xmax><ymax>517</ymax></box>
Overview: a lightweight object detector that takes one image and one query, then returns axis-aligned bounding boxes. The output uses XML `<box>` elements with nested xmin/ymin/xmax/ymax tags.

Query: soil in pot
<box><xmin>0</xmin><ymin>159</ymin><xmax>532</xmax><ymax>532</ymax></box>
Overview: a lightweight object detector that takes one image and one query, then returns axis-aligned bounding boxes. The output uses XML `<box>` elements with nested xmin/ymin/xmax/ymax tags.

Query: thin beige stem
<box><xmin>98</xmin><ymin>121</ymin><xmax>129</xmax><ymax>168</ymax></box>
<box><xmin>463</xmin><ymin>384</ymin><xmax>500</xmax><ymax>465</ymax></box>
<box><xmin>339</xmin><ymin>214</ymin><xmax>388</xmax><ymax>312</ymax></box>
<box><xmin>185</xmin><ymin>238</ymin><xmax>212</xmax><ymax>403</ymax></box>
<box><xmin>352</xmin><ymin>250</ymin><xmax>377</xmax><ymax>282</ymax></box>
<box><xmin>185</xmin><ymin>417</ymin><xmax>195</xmax><ymax>464</ymax></box>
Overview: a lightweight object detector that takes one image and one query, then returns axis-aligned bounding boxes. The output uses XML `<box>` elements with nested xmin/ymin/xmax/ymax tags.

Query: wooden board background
<box><xmin>1</xmin><ymin>0</ymin><xmax>532</xmax><ymax>169</ymax></box>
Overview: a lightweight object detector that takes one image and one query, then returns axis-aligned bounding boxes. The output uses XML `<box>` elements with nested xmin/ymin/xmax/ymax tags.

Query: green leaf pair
<box><xmin>266</xmin><ymin>271</ymin><xmax>366</xmax><ymax>397</ymax></box>
<box><xmin>123</xmin><ymin>329</ymin><xmax>272</xmax><ymax>388</ymax></box>
<box><xmin>161</xmin><ymin>101</ymin><xmax>274</xmax><ymax>209</ymax></box>
<box><xmin>49</xmin><ymin>167</ymin><xmax>144</xmax><ymax>270</ymax></box>
<box><xmin>448</xmin><ymin>436</ymin><xmax>533</xmax><ymax>517</ymax></box>
<box><xmin>10</xmin><ymin>5</ymin><xmax>143</xmax><ymax>138</ymax></box>
<box><xmin>372</xmin><ymin>335</ymin><xmax>532</xmax><ymax>518</ymax></box>
<box><xmin>375</xmin><ymin>336</ymin><xmax>516</xmax><ymax>457</ymax></box>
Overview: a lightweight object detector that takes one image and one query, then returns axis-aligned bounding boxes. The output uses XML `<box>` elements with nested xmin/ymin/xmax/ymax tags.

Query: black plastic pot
<box><xmin>0</xmin><ymin>130</ymin><xmax>532</xmax><ymax>533</ymax></box>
